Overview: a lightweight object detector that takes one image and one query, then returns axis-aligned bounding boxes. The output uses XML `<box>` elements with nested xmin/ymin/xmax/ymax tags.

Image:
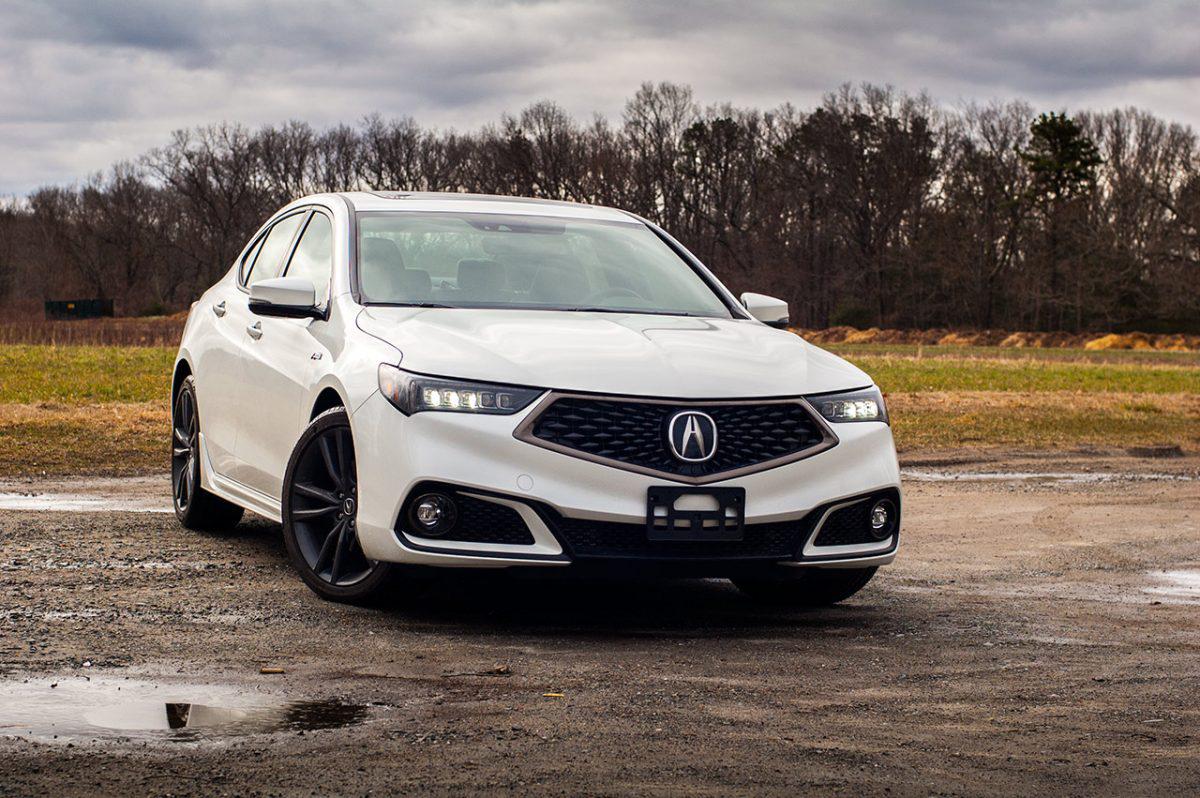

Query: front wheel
<box><xmin>732</xmin><ymin>566</ymin><xmax>877</xmax><ymax>606</ymax></box>
<box><xmin>281</xmin><ymin>408</ymin><xmax>396</xmax><ymax>604</ymax></box>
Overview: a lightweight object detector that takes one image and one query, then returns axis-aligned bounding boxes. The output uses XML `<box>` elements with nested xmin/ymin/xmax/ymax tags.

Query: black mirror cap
<box><xmin>248</xmin><ymin>300</ymin><xmax>325</xmax><ymax>320</ymax></box>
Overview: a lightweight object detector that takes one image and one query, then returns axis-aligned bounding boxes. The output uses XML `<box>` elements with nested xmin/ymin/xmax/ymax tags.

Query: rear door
<box><xmin>193</xmin><ymin>268</ymin><xmax>254</xmax><ymax>479</ymax></box>
<box><xmin>236</xmin><ymin>209</ymin><xmax>336</xmax><ymax>499</ymax></box>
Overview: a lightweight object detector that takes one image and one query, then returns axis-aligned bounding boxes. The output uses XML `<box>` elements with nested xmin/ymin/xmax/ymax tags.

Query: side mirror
<box><xmin>740</xmin><ymin>292</ymin><xmax>789</xmax><ymax>329</ymax></box>
<box><xmin>249</xmin><ymin>277</ymin><xmax>322</xmax><ymax>319</ymax></box>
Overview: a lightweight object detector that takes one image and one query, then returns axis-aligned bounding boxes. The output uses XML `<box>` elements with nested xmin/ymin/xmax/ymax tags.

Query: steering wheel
<box><xmin>581</xmin><ymin>286</ymin><xmax>644</xmax><ymax>305</ymax></box>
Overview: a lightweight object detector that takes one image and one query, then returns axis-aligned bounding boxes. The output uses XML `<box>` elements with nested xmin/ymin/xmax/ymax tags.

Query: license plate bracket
<box><xmin>646</xmin><ymin>486</ymin><xmax>746</xmax><ymax>541</ymax></box>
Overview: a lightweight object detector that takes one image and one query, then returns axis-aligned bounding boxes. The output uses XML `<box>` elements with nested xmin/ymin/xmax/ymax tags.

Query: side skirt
<box><xmin>198</xmin><ymin>432</ymin><xmax>283</xmax><ymax>522</ymax></box>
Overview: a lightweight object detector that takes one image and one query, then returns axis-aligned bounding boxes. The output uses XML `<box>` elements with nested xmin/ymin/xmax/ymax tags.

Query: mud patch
<box><xmin>0</xmin><ymin>677</ymin><xmax>370</xmax><ymax>742</ymax></box>
<box><xmin>0</xmin><ymin>491</ymin><xmax>172</xmax><ymax>513</ymax></box>
<box><xmin>1143</xmin><ymin>569</ymin><xmax>1200</xmax><ymax>604</ymax></box>
<box><xmin>902</xmin><ymin>469</ymin><xmax>1193</xmax><ymax>484</ymax></box>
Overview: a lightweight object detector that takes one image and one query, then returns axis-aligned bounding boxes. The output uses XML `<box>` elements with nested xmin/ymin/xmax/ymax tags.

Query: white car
<box><xmin>172</xmin><ymin>192</ymin><xmax>901</xmax><ymax>605</ymax></box>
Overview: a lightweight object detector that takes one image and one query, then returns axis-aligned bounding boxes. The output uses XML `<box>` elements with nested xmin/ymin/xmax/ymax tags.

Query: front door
<box><xmin>235</xmin><ymin>210</ymin><xmax>336</xmax><ymax>500</ymax></box>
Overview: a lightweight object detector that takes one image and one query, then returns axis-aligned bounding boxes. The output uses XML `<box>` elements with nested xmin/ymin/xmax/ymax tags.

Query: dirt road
<box><xmin>1</xmin><ymin>453</ymin><xmax>1198</xmax><ymax>796</ymax></box>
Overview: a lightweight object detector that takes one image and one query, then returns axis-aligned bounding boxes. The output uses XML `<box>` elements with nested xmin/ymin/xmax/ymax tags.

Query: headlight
<box><xmin>807</xmin><ymin>386</ymin><xmax>888</xmax><ymax>424</ymax></box>
<box><xmin>378</xmin><ymin>365</ymin><xmax>543</xmax><ymax>415</ymax></box>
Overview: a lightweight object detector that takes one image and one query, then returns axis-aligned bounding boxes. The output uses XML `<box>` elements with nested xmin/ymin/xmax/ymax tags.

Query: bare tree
<box><xmin>2</xmin><ymin>84</ymin><xmax>1196</xmax><ymax>330</ymax></box>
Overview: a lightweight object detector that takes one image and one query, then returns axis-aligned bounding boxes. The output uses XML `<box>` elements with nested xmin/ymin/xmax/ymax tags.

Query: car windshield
<box><xmin>355</xmin><ymin>211</ymin><xmax>732</xmax><ymax>317</ymax></box>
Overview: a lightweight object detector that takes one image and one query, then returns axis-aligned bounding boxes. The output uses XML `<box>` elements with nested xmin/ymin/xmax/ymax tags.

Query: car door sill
<box><xmin>199</xmin><ymin>433</ymin><xmax>282</xmax><ymax>521</ymax></box>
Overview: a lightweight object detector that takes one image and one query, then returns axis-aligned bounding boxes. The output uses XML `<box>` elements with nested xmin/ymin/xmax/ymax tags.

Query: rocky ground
<box><xmin>1</xmin><ymin>453</ymin><xmax>1198</xmax><ymax>796</ymax></box>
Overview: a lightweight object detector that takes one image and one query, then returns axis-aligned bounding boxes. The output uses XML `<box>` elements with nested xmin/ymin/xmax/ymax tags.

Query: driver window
<box><xmin>284</xmin><ymin>212</ymin><xmax>333</xmax><ymax>304</ymax></box>
<box><xmin>245</xmin><ymin>213</ymin><xmax>305</xmax><ymax>287</ymax></box>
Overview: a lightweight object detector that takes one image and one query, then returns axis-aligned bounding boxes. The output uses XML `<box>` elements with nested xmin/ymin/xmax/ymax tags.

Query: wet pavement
<box><xmin>1</xmin><ymin>460</ymin><xmax>1195</xmax><ymax>514</ymax></box>
<box><xmin>1</xmin><ymin>453</ymin><xmax>1198</xmax><ymax>795</ymax></box>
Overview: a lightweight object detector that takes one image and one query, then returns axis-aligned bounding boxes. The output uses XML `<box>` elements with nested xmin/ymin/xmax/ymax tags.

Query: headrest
<box><xmin>393</xmin><ymin>268</ymin><xmax>431</xmax><ymax>300</ymax></box>
<box><xmin>529</xmin><ymin>264</ymin><xmax>588</xmax><ymax>304</ymax></box>
<box><xmin>457</xmin><ymin>259</ymin><xmax>504</xmax><ymax>297</ymax></box>
<box><xmin>361</xmin><ymin>237</ymin><xmax>405</xmax><ymax>270</ymax></box>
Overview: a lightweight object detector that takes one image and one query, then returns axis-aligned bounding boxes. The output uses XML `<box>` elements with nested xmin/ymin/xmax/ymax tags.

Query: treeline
<box><xmin>1</xmin><ymin>82</ymin><xmax>1197</xmax><ymax>331</ymax></box>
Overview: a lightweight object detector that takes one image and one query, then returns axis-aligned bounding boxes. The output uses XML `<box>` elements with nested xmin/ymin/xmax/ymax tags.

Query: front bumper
<box><xmin>351</xmin><ymin>391</ymin><xmax>902</xmax><ymax>570</ymax></box>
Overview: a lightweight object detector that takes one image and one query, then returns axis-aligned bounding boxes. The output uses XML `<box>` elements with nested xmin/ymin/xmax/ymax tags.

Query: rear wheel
<box><xmin>282</xmin><ymin>408</ymin><xmax>396</xmax><ymax>604</ymax></box>
<box><xmin>732</xmin><ymin>566</ymin><xmax>877</xmax><ymax>606</ymax></box>
<box><xmin>172</xmin><ymin>375</ymin><xmax>244</xmax><ymax>530</ymax></box>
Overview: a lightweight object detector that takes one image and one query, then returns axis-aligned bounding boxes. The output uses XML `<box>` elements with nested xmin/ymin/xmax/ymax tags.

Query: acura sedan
<box><xmin>171</xmin><ymin>192</ymin><xmax>900</xmax><ymax>604</ymax></box>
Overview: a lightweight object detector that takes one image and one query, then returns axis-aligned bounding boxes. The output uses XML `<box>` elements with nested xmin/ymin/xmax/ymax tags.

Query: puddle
<box><xmin>902</xmin><ymin>469</ymin><xmax>1193</xmax><ymax>484</ymax></box>
<box><xmin>0</xmin><ymin>677</ymin><xmax>370</xmax><ymax>742</ymax></box>
<box><xmin>1143</xmin><ymin>569</ymin><xmax>1200</xmax><ymax>604</ymax></box>
<box><xmin>0</xmin><ymin>476</ymin><xmax>173</xmax><ymax>514</ymax></box>
<box><xmin>0</xmin><ymin>492</ymin><xmax>173</xmax><ymax>513</ymax></box>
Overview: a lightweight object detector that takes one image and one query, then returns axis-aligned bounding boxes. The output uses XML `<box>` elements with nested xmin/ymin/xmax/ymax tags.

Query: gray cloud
<box><xmin>1</xmin><ymin>0</ymin><xmax>1196</xmax><ymax>194</ymax></box>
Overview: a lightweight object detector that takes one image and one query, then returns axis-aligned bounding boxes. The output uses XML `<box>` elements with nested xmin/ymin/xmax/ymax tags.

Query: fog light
<box><xmin>410</xmin><ymin>493</ymin><xmax>456</xmax><ymax>537</ymax></box>
<box><xmin>869</xmin><ymin>499</ymin><xmax>895</xmax><ymax>541</ymax></box>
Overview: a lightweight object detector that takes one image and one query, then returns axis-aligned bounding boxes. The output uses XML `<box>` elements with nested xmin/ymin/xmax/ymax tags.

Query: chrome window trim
<box><xmin>237</xmin><ymin>207</ymin><xmax>311</xmax><ymax>293</ymax></box>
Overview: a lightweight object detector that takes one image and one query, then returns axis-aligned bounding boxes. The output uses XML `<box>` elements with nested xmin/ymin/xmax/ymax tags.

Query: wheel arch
<box><xmin>310</xmin><ymin>385</ymin><xmax>348</xmax><ymax>420</ymax></box>
<box><xmin>171</xmin><ymin>355</ymin><xmax>194</xmax><ymax>403</ymax></box>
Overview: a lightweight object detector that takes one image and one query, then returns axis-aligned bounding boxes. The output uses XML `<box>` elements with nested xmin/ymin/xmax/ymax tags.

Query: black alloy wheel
<box><xmin>172</xmin><ymin>385</ymin><xmax>198</xmax><ymax>513</ymax></box>
<box><xmin>282</xmin><ymin>408</ymin><xmax>395</xmax><ymax>602</ymax></box>
<box><xmin>171</xmin><ymin>375</ymin><xmax>244</xmax><ymax>530</ymax></box>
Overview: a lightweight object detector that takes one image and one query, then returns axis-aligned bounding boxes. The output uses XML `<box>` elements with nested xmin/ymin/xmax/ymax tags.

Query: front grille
<box><xmin>523</xmin><ymin>396</ymin><xmax>830</xmax><ymax>480</ymax></box>
<box><xmin>546</xmin><ymin>511</ymin><xmax>815</xmax><ymax>560</ymax></box>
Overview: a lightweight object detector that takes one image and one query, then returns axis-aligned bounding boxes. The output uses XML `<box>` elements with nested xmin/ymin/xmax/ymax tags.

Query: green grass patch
<box><xmin>823</xmin><ymin>342</ymin><xmax>1200</xmax><ymax>366</ymax></box>
<box><xmin>0</xmin><ymin>343</ymin><xmax>1196</xmax><ymax>476</ymax></box>
<box><xmin>0</xmin><ymin>345</ymin><xmax>174</xmax><ymax>404</ymax></box>
<box><xmin>833</xmin><ymin>352</ymin><xmax>1198</xmax><ymax>394</ymax></box>
<box><xmin>887</xmin><ymin>393</ymin><xmax>1200</xmax><ymax>452</ymax></box>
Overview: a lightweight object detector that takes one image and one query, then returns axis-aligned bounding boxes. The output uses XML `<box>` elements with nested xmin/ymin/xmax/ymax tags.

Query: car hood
<box><xmin>356</xmin><ymin>308</ymin><xmax>871</xmax><ymax>398</ymax></box>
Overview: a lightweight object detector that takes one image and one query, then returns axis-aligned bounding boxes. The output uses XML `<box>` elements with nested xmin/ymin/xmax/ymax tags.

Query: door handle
<box><xmin>247</xmin><ymin>321</ymin><xmax>263</xmax><ymax>340</ymax></box>
<box><xmin>213</xmin><ymin>300</ymin><xmax>227</xmax><ymax>317</ymax></box>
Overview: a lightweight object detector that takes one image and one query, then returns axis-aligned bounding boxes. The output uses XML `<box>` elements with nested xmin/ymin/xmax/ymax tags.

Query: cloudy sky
<box><xmin>2</xmin><ymin>0</ymin><xmax>1197</xmax><ymax>195</ymax></box>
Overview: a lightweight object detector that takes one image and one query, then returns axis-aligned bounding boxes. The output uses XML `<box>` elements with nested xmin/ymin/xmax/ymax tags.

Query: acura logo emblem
<box><xmin>667</xmin><ymin>411</ymin><xmax>718</xmax><ymax>462</ymax></box>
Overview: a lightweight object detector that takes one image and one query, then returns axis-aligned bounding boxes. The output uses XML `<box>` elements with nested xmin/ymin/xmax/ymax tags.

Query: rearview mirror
<box><xmin>249</xmin><ymin>277</ymin><xmax>322</xmax><ymax>319</ymax></box>
<box><xmin>740</xmin><ymin>292</ymin><xmax>789</xmax><ymax>329</ymax></box>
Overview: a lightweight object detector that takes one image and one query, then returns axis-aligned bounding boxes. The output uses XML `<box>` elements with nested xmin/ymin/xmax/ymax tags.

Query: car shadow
<box><xmin>375</xmin><ymin>569</ymin><xmax>899</xmax><ymax>638</ymax></box>
<box><xmin>233</xmin><ymin>518</ymin><xmax>901</xmax><ymax>638</ymax></box>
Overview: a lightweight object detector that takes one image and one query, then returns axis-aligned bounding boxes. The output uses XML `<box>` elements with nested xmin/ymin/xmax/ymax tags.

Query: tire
<box><xmin>732</xmin><ymin>566</ymin><xmax>877</xmax><ymax>607</ymax></box>
<box><xmin>281</xmin><ymin>408</ymin><xmax>398</xmax><ymax>604</ymax></box>
<box><xmin>172</xmin><ymin>375</ymin><xmax>245</xmax><ymax>531</ymax></box>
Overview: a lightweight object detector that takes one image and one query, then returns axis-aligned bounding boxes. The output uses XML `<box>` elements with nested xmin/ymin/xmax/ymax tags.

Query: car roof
<box><xmin>323</xmin><ymin>191</ymin><xmax>638</xmax><ymax>223</ymax></box>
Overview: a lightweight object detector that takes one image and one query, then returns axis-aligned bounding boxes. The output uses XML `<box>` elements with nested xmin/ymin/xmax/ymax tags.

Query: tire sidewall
<box><xmin>281</xmin><ymin>408</ymin><xmax>392</xmax><ymax>602</ymax></box>
<box><xmin>172</xmin><ymin>376</ymin><xmax>201</xmax><ymax>524</ymax></box>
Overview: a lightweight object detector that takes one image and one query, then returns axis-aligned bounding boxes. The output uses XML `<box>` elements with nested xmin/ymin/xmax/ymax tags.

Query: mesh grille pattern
<box><xmin>401</xmin><ymin>490</ymin><xmax>534</xmax><ymax>545</ymax></box>
<box><xmin>528</xmin><ymin>397</ymin><xmax>827</xmax><ymax>478</ymax></box>
<box><xmin>547</xmin><ymin>513</ymin><xmax>813</xmax><ymax>560</ymax></box>
<box><xmin>446</xmin><ymin>494</ymin><xmax>534</xmax><ymax>544</ymax></box>
<box><xmin>812</xmin><ymin>500</ymin><xmax>880</xmax><ymax>547</ymax></box>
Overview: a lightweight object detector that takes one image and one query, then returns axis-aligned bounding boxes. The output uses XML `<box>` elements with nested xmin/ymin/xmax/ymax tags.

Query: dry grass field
<box><xmin>0</xmin><ymin>338</ymin><xmax>1196</xmax><ymax>477</ymax></box>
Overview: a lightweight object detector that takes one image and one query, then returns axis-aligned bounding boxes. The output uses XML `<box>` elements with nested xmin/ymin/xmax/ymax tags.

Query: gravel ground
<box><xmin>1</xmin><ymin>454</ymin><xmax>1198</xmax><ymax>796</ymax></box>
